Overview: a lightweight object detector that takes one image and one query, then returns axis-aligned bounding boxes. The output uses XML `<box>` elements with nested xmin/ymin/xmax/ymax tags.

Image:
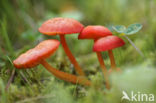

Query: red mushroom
<box><xmin>79</xmin><ymin>25</ymin><xmax>112</xmax><ymax>39</ymax></box>
<box><xmin>13</xmin><ymin>40</ymin><xmax>91</xmax><ymax>86</ymax></box>
<box><xmin>93</xmin><ymin>36</ymin><xmax>125</xmax><ymax>72</ymax></box>
<box><xmin>39</xmin><ymin>17</ymin><xmax>85</xmax><ymax>77</ymax></box>
<box><xmin>79</xmin><ymin>25</ymin><xmax>112</xmax><ymax>89</ymax></box>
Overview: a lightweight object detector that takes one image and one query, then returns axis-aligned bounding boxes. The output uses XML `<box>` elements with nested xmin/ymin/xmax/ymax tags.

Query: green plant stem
<box><xmin>123</xmin><ymin>35</ymin><xmax>144</xmax><ymax>57</ymax></box>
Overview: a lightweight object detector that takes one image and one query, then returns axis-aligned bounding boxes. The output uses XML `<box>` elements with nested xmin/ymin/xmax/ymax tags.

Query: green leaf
<box><xmin>124</xmin><ymin>23</ymin><xmax>142</xmax><ymax>35</ymax></box>
<box><xmin>112</xmin><ymin>25</ymin><xmax>126</xmax><ymax>33</ymax></box>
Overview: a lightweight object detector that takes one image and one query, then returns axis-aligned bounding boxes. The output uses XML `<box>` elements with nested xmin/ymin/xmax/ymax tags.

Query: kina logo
<box><xmin>121</xmin><ymin>90</ymin><xmax>154</xmax><ymax>102</ymax></box>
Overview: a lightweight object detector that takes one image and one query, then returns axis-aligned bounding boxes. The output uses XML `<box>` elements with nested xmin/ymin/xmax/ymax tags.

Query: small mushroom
<box><xmin>13</xmin><ymin>40</ymin><xmax>90</xmax><ymax>86</ymax></box>
<box><xmin>78</xmin><ymin>25</ymin><xmax>112</xmax><ymax>39</ymax></box>
<box><xmin>39</xmin><ymin>17</ymin><xmax>85</xmax><ymax>77</ymax></box>
<box><xmin>79</xmin><ymin>25</ymin><xmax>112</xmax><ymax>89</ymax></box>
<box><xmin>93</xmin><ymin>36</ymin><xmax>125</xmax><ymax>72</ymax></box>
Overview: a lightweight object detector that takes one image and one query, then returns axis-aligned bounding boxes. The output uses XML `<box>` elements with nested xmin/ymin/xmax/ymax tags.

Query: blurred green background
<box><xmin>0</xmin><ymin>0</ymin><xmax>156</xmax><ymax>103</ymax></box>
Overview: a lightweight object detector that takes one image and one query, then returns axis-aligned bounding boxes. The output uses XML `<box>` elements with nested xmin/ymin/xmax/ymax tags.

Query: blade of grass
<box><xmin>0</xmin><ymin>17</ymin><xmax>14</xmax><ymax>57</ymax></box>
<box><xmin>16</xmin><ymin>94</ymin><xmax>55</xmax><ymax>103</ymax></box>
<box><xmin>0</xmin><ymin>79</ymin><xmax>8</xmax><ymax>103</ymax></box>
<box><xmin>5</xmin><ymin>56</ymin><xmax>16</xmax><ymax>91</ymax></box>
<box><xmin>72</xmin><ymin>80</ymin><xmax>79</xmax><ymax>97</ymax></box>
<box><xmin>19</xmin><ymin>71</ymin><xmax>32</xmax><ymax>87</ymax></box>
<box><xmin>5</xmin><ymin>68</ymin><xmax>15</xmax><ymax>90</ymax></box>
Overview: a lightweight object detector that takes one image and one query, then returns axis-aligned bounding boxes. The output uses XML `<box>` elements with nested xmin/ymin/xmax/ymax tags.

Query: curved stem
<box><xmin>60</xmin><ymin>35</ymin><xmax>85</xmax><ymax>76</ymax></box>
<box><xmin>40</xmin><ymin>60</ymin><xmax>91</xmax><ymax>86</ymax></box>
<box><xmin>96</xmin><ymin>52</ymin><xmax>110</xmax><ymax>89</ymax></box>
<box><xmin>108</xmin><ymin>50</ymin><xmax>116</xmax><ymax>70</ymax></box>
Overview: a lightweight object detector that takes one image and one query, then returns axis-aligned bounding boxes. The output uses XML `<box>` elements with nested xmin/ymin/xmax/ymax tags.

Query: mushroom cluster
<box><xmin>13</xmin><ymin>17</ymin><xmax>125</xmax><ymax>89</ymax></box>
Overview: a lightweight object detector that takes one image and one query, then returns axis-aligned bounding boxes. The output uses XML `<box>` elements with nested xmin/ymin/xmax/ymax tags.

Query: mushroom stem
<box><xmin>108</xmin><ymin>50</ymin><xmax>116</xmax><ymax>70</ymax></box>
<box><xmin>41</xmin><ymin>60</ymin><xmax>90</xmax><ymax>86</ymax></box>
<box><xmin>96</xmin><ymin>52</ymin><xmax>110</xmax><ymax>89</ymax></box>
<box><xmin>60</xmin><ymin>35</ymin><xmax>85</xmax><ymax>76</ymax></box>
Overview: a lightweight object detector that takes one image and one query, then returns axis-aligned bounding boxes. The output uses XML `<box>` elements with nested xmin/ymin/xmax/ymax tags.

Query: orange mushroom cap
<box><xmin>93</xmin><ymin>36</ymin><xmax>125</xmax><ymax>52</ymax></box>
<box><xmin>13</xmin><ymin>39</ymin><xmax>60</xmax><ymax>69</ymax></box>
<box><xmin>39</xmin><ymin>17</ymin><xmax>84</xmax><ymax>35</ymax></box>
<box><xmin>78</xmin><ymin>25</ymin><xmax>112</xmax><ymax>39</ymax></box>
